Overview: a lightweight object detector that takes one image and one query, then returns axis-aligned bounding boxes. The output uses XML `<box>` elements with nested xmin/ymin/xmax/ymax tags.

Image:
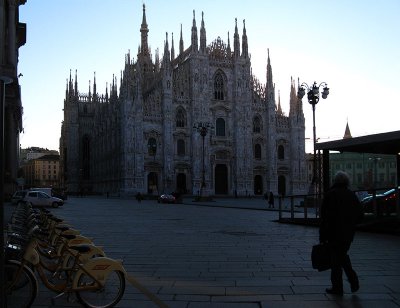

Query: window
<box><xmin>278</xmin><ymin>145</ymin><xmax>284</xmax><ymax>160</ymax></box>
<box><xmin>148</xmin><ymin>138</ymin><xmax>157</xmax><ymax>156</ymax></box>
<box><xmin>176</xmin><ymin>109</ymin><xmax>185</xmax><ymax>127</ymax></box>
<box><xmin>254</xmin><ymin>144</ymin><xmax>261</xmax><ymax>160</ymax></box>
<box><xmin>216</xmin><ymin>118</ymin><xmax>225</xmax><ymax>137</ymax></box>
<box><xmin>214</xmin><ymin>73</ymin><xmax>224</xmax><ymax>100</ymax></box>
<box><xmin>253</xmin><ymin>117</ymin><xmax>261</xmax><ymax>133</ymax></box>
<box><xmin>177</xmin><ymin>139</ymin><xmax>185</xmax><ymax>156</ymax></box>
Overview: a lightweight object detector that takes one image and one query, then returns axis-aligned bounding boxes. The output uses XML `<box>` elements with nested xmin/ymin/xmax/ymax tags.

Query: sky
<box><xmin>18</xmin><ymin>0</ymin><xmax>400</xmax><ymax>153</ymax></box>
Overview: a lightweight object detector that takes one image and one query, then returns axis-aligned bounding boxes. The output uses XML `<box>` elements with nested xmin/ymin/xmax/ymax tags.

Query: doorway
<box><xmin>147</xmin><ymin>172</ymin><xmax>158</xmax><ymax>195</ymax></box>
<box><xmin>176</xmin><ymin>173</ymin><xmax>187</xmax><ymax>194</ymax></box>
<box><xmin>215</xmin><ymin>164</ymin><xmax>228</xmax><ymax>194</ymax></box>
<box><xmin>254</xmin><ymin>175</ymin><xmax>263</xmax><ymax>195</ymax></box>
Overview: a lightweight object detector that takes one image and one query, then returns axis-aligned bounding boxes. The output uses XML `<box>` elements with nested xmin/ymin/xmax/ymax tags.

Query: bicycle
<box><xmin>5</xmin><ymin>226</ymin><xmax>126</xmax><ymax>308</ymax></box>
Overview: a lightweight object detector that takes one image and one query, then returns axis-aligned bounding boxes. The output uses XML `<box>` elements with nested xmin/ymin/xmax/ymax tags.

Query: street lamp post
<box><xmin>193</xmin><ymin>122</ymin><xmax>212</xmax><ymax>197</ymax></box>
<box><xmin>297</xmin><ymin>81</ymin><xmax>329</xmax><ymax>196</ymax></box>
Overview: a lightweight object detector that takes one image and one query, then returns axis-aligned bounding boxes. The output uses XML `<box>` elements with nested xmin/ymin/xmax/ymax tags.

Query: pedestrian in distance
<box><xmin>268</xmin><ymin>191</ymin><xmax>274</xmax><ymax>208</ymax></box>
<box><xmin>263</xmin><ymin>192</ymin><xmax>268</xmax><ymax>206</ymax></box>
<box><xmin>319</xmin><ymin>171</ymin><xmax>364</xmax><ymax>296</ymax></box>
<box><xmin>135</xmin><ymin>192</ymin><xmax>142</xmax><ymax>203</ymax></box>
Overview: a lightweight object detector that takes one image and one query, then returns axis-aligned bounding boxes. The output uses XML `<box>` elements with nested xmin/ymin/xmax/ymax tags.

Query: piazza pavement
<box><xmin>4</xmin><ymin>196</ymin><xmax>400</xmax><ymax>308</ymax></box>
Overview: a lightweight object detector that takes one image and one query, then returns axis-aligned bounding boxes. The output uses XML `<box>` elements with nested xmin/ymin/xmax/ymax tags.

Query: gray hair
<box><xmin>333</xmin><ymin>171</ymin><xmax>350</xmax><ymax>187</ymax></box>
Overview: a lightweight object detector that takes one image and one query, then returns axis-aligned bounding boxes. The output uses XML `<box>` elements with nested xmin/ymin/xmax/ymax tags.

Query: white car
<box><xmin>19</xmin><ymin>191</ymin><xmax>64</xmax><ymax>208</ymax></box>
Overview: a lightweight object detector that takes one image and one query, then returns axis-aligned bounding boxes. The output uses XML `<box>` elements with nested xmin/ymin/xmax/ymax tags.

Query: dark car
<box><xmin>11</xmin><ymin>190</ymin><xmax>28</xmax><ymax>205</ymax></box>
<box><xmin>362</xmin><ymin>188</ymin><xmax>399</xmax><ymax>214</ymax></box>
<box><xmin>158</xmin><ymin>194</ymin><xmax>176</xmax><ymax>204</ymax></box>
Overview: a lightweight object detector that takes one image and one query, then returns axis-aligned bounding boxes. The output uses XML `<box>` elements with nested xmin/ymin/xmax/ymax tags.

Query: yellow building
<box><xmin>23</xmin><ymin>154</ymin><xmax>60</xmax><ymax>188</ymax></box>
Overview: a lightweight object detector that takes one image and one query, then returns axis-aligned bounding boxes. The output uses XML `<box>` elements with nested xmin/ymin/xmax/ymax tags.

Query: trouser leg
<box><xmin>329</xmin><ymin>243</ymin><xmax>348</xmax><ymax>291</ymax></box>
<box><xmin>343</xmin><ymin>254</ymin><xmax>357</xmax><ymax>282</ymax></box>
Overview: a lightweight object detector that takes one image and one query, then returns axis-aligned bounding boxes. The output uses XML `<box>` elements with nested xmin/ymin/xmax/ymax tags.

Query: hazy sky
<box><xmin>18</xmin><ymin>0</ymin><xmax>400</xmax><ymax>153</ymax></box>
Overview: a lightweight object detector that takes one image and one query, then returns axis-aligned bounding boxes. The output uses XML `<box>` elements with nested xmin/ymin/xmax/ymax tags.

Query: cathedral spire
<box><xmin>200</xmin><ymin>11</ymin><xmax>206</xmax><ymax>53</ymax></box>
<box><xmin>226</xmin><ymin>31</ymin><xmax>231</xmax><ymax>56</ymax></box>
<box><xmin>74</xmin><ymin>69</ymin><xmax>78</xmax><ymax>96</ymax></box>
<box><xmin>343</xmin><ymin>121</ymin><xmax>352</xmax><ymax>139</ymax></box>
<box><xmin>155</xmin><ymin>47</ymin><xmax>160</xmax><ymax>70</ymax></box>
<box><xmin>179</xmin><ymin>24</ymin><xmax>184</xmax><ymax>55</ymax></box>
<box><xmin>163</xmin><ymin>32</ymin><xmax>170</xmax><ymax>63</ymax></box>
<box><xmin>191</xmin><ymin>10</ymin><xmax>198</xmax><ymax>52</ymax></box>
<box><xmin>297</xmin><ymin>77</ymin><xmax>303</xmax><ymax>114</ymax></box>
<box><xmin>233</xmin><ymin>18</ymin><xmax>240</xmax><ymax>59</ymax></box>
<box><xmin>140</xmin><ymin>4</ymin><xmax>149</xmax><ymax>56</ymax></box>
<box><xmin>171</xmin><ymin>32</ymin><xmax>175</xmax><ymax>60</ymax></box>
<box><xmin>93</xmin><ymin>72</ymin><xmax>97</xmax><ymax>98</ymax></box>
<box><xmin>241</xmin><ymin>19</ymin><xmax>248</xmax><ymax>58</ymax></box>
<box><xmin>289</xmin><ymin>77</ymin><xmax>297</xmax><ymax>116</ymax></box>
<box><xmin>277</xmin><ymin>90</ymin><xmax>283</xmax><ymax>115</ymax></box>
<box><xmin>266</xmin><ymin>49</ymin><xmax>274</xmax><ymax>101</ymax></box>
<box><xmin>112</xmin><ymin>74</ymin><xmax>116</xmax><ymax>98</ymax></box>
<box><xmin>68</xmin><ymin>69</ymin><xmax>73</xmax><ymax>94</ymax></box>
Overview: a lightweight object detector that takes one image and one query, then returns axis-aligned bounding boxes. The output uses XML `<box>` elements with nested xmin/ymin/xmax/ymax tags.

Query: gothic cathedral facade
<box><xmin>60</xmin><ymin>5</ymin><xmax>307</xmax><ymax>197</ymax></box>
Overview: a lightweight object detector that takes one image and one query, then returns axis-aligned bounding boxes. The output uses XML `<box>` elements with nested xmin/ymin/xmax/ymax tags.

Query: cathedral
<box><xmin>59</xmin><ymin>5</ymin><xmax>307</xmax><ymax>197</ymax></box>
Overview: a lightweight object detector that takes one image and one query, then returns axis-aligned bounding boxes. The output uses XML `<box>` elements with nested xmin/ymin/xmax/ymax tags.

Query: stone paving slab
<box><xmin>4</xmin><ymin>196</ymin><xmax>400</xmax><ymax>307</ymax></box>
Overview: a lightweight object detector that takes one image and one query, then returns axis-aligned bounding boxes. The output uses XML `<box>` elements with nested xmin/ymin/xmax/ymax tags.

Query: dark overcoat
<box><xmin>319</xmin><ymin>183</ymin><xmax>364</xmax><ymax>244</ymax></box>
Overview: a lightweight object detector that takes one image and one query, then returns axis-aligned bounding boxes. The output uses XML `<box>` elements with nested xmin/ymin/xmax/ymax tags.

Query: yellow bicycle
<box><xmin>5</xmin><ymin>227</ymin><xmax>126</xmax><ymax>308</ymax></box>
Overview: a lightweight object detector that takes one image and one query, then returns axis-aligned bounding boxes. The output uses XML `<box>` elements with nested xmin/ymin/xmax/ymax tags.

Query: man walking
<box><xmin>319</xmin><ymin>171</ymin><xmax>364</xmax><ymax>295</ymax></box>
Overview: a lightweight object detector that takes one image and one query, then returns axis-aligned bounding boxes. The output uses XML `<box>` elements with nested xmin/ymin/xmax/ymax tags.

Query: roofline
<box><xmin>315</xmin><ymin>130</ymin><xmax>400</xmax><ymax>154</ymax></box>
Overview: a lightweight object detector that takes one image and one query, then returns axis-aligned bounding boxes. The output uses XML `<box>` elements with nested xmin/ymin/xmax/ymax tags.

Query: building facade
<box><xmin>1</xmin><ymin>0</ymin><xmax>26</xmax><ymax>198</ymax></box>
<box><xmin>60</xmin><ymin>5</ymin><xmax>307</xmax><ymax>197</ymax></box>
<box><xmin>22</xmin><ymin>154</ymin><xmax>60</xmax><ymax>188</ymax></box>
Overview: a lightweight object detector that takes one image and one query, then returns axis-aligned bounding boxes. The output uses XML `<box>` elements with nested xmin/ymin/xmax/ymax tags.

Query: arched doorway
<box><xmin>254</xmin><ymin>175</ymin><xmax>263</xmax><ymax>195</ymax></box>
<box><xmin>215</xmin><ymin>164</ymin><xmax>228</xmax><ymax>194</ymax></box>
<box><xmin>176</xmin><ymin>173</ymin><xmax>187</xmax><ymax>194</ymax></box>
<box><xmin>147</xmin><ymin>172</ymin><xmax>158</xmax><ymax>195</ymax></box>
<box><xmin>278</xmin><ymin>175</ymin><xmax>286</xmax><ymax>196</ymax></box>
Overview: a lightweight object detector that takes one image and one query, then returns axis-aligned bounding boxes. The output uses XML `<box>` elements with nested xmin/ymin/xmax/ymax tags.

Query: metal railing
<box><xmin>278</xmin><ymin>186</ymin><xmax>399</xmax><ymax>223</ymax></box>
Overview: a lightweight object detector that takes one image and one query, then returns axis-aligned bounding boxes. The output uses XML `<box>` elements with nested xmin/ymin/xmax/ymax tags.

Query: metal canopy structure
<box><xmin>316</xmin><ymin>130</ymin><xmax>400</xmax><ymax>155</ymax></box>
<box><xmin>315</xmin><ymin>130</ymin><xmax>400</xmax><ymax>193</ymax></box>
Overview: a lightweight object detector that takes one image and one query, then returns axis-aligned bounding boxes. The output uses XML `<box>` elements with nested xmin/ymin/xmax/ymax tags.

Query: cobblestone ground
<box><xmin>4</xmin><ymin>197</ymin><xmax>400</xmax><ymax>308</ymax></box>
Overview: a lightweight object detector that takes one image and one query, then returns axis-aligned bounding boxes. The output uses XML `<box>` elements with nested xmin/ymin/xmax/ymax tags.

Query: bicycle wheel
<box><xmin>75</xmin><ymin>270</ymin><xmax>125</xmax><ymax>308</ymax></box>
<box><xmin>5</xmin><ymin>261</ymin><xmax>38</xmax><ymax>308</ymax></box>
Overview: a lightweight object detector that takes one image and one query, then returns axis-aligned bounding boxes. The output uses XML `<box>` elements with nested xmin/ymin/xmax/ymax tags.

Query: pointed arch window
<box><xmin>214</xmin><ymin>73</ymin><xmax>225</xmax><ymax>100</ymax></box>
<box><xmin>254</xmin><ymin>143</ymin><xmax>262</xmax><ymax>160</ymax></box>
<box><xmin>278</xmin><ymin>145</ymin><xmax>285</xmax><ymax>160</ymax></box>
<box><xmin>253</xmin><ymin>116</ymin><xmax>261</xmax><ymax>133</ymax></box>
<box><xmin>148</xmin><ymin>138</ymin><xmax>157</xmax><ymax>156</ymax></box>
<box><xmin>216</xmin><ymin>118</ymin><xmax>225</xmax><ymax>137</ymax></box>
<box><xmin>176</xmin><ymin>109</ymin><xmax>185</xmax><ymax>127</ymax></box>
<box><xmin>177</xmin><ymin>139</ymin><xmax>185</xmax><ymax>156</ymax></box>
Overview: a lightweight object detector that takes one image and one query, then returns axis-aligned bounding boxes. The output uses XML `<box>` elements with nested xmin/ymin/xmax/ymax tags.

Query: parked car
<box><xmin>19</xmin><ymin>191</ymin><xmax>64</xmax><ymax>208</ymax></box>
<box><xmin>157</xmin><ymin>194</ymin><xmax>176</xmax><ymax>204</ymax></box>
<box><xmin>362</xmin><ymin>188</ymin><xmax>399</xmax><ymax>214</ymax></box>
<box><xmin>11</xmin><ymin>190</ymin><xmax>28</xmax><ymax>205</ymax></box>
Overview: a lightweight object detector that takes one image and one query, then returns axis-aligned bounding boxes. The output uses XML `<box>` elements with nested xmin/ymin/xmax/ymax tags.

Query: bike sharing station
<box><xmin>4</xmin><ymin>203</ymin><xmax>168</xmax><ymax>308</ymax></box>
